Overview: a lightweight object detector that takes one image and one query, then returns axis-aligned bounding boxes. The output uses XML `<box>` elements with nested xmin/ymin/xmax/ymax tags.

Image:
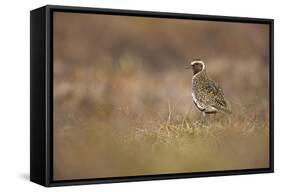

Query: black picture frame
<box><xmin>30</xmin><ymin>5</ymin><xmax>274</xmax><ymax>187</ymax></box>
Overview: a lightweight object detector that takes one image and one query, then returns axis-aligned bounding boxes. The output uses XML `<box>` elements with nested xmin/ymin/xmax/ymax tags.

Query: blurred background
<box><xmin>53</xmin><ymin>12</ymin><xmax>270</xmax><ymax>180</ymax></box>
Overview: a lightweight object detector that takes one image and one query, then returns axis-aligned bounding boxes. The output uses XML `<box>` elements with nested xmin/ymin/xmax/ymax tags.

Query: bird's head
<box><xmin>186</xmin><ymin>59</ymin><xmax>205</xmax><ymax>75</ymax></box>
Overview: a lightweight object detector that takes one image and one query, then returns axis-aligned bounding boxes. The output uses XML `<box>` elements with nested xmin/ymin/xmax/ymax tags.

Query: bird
<box><xmin>186</xmin><ymin>59</ymin><xmax>231</xmax><ymax>115</ymax></box>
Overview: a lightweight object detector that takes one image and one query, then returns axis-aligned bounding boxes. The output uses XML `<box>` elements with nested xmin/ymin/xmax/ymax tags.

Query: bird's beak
<box><xmin>185</xmin><ymin>64</ymin><xmax>192</xmax><ymax>69</ymax></box>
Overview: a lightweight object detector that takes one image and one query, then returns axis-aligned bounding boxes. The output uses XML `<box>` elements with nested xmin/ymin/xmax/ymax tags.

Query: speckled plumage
<box><xmin>189</xmin><ymin>60</ymin><xmax>231</xmax><ymax>114</ymax></box>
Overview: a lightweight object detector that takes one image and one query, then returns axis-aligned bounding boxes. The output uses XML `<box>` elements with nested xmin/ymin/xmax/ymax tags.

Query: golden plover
<box><xmin>186</xmin><ymin>59</ymin><xmax>231</xmax><ymax>115</ymax></box>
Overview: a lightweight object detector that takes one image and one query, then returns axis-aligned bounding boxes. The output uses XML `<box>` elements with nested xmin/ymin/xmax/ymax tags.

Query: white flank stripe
<box><xmin>192</xmin><ymin>92</ymin><xmax>205</xmax><ymax>110</ymax></box>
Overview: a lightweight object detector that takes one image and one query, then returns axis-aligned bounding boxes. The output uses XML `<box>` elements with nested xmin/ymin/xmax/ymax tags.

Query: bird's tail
<box><xmin>221</xmin><ymin>100</ymin><xmax>232</xmax><ymax>114</ymax></box>
<box><xmin>222</xmin><ymin>108</ymin><xmax>232</xmax><ymax>115</ymax></box>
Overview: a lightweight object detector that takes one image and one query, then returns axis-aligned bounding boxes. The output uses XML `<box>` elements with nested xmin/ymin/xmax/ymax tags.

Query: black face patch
<box><xmin>192</xmin><ymin>62</ymin><xmax>203</xmax><ymax>75</ymax></box>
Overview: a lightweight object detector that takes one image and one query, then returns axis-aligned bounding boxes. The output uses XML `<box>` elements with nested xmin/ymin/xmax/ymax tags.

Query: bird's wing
<box><xmin>203</xmin><ymin>80</ymin><xmax>227</xmax><ymax>109</ymax></box>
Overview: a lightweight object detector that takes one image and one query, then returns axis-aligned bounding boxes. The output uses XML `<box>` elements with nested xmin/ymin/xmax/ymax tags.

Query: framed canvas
<box><xmin>30</xmin><ymin>5</ymin><xmax>274</xmax><ymax>187</ymax></box>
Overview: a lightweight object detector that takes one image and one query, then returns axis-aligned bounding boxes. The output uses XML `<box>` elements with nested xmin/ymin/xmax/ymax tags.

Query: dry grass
<box><xmin>54</xmin><ymin>99</ymin><xmax>269</xmax><ymax>180</ymax></box>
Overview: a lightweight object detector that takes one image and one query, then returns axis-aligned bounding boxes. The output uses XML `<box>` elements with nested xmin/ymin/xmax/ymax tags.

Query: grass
<box><xmin>54</xmin><ymin>100</ymin><xmax>269</xmax><ymax>180</ymax></box>
<box><xmin>98</xmin><ymin>101</ymin><xmax>269</xmax><ymax>175</ymax></box>
<box><xmin>123</xmin><ymin>100</ymin><xmax>266</xmax><ymax>145</ymax></box>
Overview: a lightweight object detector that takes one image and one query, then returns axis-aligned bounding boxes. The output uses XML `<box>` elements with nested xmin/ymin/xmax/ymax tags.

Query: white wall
<box><xmin>0</xmin><ymin>0</ymin><xmax>279</xmax><ymax>191</ymax></box>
